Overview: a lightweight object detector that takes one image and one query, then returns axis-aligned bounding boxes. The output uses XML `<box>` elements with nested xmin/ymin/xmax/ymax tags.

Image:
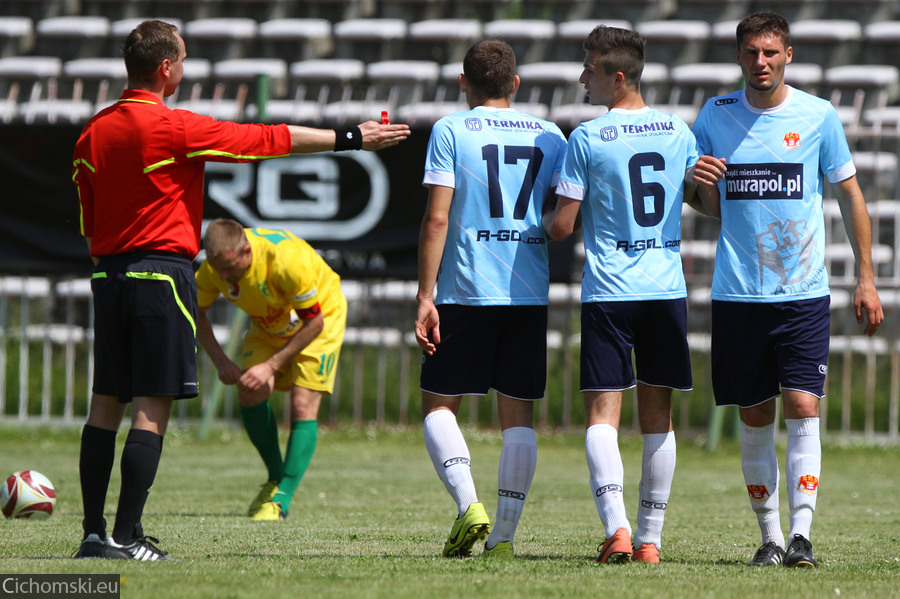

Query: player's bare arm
<box><xmin>687</xmin><ymin>156</ymin><xmax>726</xmax><ymax>217</ymax></box>
<box><xmin>197</xmin><ymin>307</ymin><xmax>242</xmax><ymax>385</ymax></box>
<box><xmin>287</xmin><ymin>121</ymin><xmax>411</xmax><ymax>154</ymax></box>
<box><xmin>548</xmin><ymin>196</ymin><xmax>581</xmax><ymax>242</ymax></box>
<box><xmin>834</xmin><ymin>175</ymin><xmax>884</xmax><ymax>336</ymax></box>
<box><xmin>240</xmin><ymin>311</ymin><xmax>325</xmax><ymax>392</ymax></box>
<box><xmin>415</xmin><ymin>185</ymin><xmax>452</xmax><ymax>354</ymax></box>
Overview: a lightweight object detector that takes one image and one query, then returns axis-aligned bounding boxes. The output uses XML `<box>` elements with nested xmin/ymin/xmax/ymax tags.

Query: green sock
<box><xmin>239</xmin><ymin>401</ymin><xmax>284</xmax><ymax>483</ymax></box>
<box><xmin>272</xmin><ymin>420</ymin><xmax>318</xmax><ymax>514</ymax></box>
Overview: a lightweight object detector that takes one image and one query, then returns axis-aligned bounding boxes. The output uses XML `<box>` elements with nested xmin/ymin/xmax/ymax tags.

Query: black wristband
<box><xmin>333</xmin><ymin>125</ymin><xmax>362</xmax><ymax>151</ymax></box>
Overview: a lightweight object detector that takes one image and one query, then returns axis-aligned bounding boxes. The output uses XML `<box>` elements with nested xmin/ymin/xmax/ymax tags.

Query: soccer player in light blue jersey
<box><xmin>414</xmin><ymin>40</ymin><xmax>567</xmax><ymax>559</ymax></box>
<box><xmin>690</xmin><ymin>12</ymin><xmax>883</xmax><ymax>569</ymax></box>
<box><xmin>548</xmin><ymin>25</ymin><xmax>700</xmax><ymax>565</ymax></box>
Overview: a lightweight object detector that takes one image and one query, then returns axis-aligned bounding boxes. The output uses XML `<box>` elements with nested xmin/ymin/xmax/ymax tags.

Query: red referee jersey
<box><xmin>72</xmin><ymin>89</ymin><xmax>293</xmax><ymax>258</ymax></box>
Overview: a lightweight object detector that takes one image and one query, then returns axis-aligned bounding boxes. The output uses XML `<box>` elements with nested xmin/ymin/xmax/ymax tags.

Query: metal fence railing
<box><xmin>1</xmin><ymin>275</ymin><xmax>898</xmax><ymax>443</ymax></box>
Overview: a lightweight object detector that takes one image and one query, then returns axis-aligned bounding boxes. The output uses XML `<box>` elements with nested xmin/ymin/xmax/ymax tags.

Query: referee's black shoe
<box><xmin>105</xmin><ymin>525</ymin><xmax>178</xmax><ymax>562</ymax></box>
<box><xmin>72</xmin><ymin>532</ymin><xmax>107</xmax><ymax>558</ymax></box>
<box><xmin>785</xmin><ymin>534</ymin><xmax>819</xmax><ymax>568</ymax></box>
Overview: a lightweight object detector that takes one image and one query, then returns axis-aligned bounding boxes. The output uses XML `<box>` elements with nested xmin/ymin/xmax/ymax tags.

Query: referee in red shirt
<box><xmin>71</xmin><ymin>20</ymin><xmax>409</xmax><ymax>561</ymax></box>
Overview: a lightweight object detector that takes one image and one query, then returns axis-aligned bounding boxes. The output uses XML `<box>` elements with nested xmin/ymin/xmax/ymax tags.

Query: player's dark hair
<box><xmin>736</xmin><ymin>12</ymin><xmax>791</xmax><ymax>49</ymax></box>
<box><xmin>583</xmin><ymin>26</ymin><xmax>645</xmax><ymax>86</ymax></box>
<box><xmin>463</xmin><ymin>40</ymin><xmax>517</xmax><ymax>100</ymax></box>
<box><xmin>122</xmin><ymin>20</ymin><xmax>180</xmax><ymax>85</ymax></box>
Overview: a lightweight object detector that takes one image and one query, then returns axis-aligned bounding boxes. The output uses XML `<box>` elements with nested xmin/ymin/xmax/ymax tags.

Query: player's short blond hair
<box><xmin>204</xmin><ymin>218</ymin><xmax>248</xmax><ymax>258</ymax></box>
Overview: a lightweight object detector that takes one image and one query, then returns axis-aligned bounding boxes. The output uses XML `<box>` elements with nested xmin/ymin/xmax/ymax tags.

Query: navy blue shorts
<box><xmin>91</xmin><ymin>251</ymin><xmax>199</xmax><ymax>403</ymax></box>
<box><xmin>420</xmin><ymin>304</ymin><xmax>547</xmax><ymax>400</ymax></box>
<box><xmin>580</xmin><ymin>299</ymin><xmax>692</xmax><ymax>392</ymax></box>
<box><xmin>711</xmin><ymin>297</ymin><xmax>830</xmax><ymax>407</ymax></box>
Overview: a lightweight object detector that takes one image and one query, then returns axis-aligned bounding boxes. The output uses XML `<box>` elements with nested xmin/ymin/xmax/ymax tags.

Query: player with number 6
<box><xmin>547</xmin><ymin>25</ymin><xmax>701</xmax><ymax>565</ymax></box>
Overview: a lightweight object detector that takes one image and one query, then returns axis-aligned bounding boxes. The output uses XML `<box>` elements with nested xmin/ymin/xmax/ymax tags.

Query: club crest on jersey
<box><xmin>600</xmin><ymin>126</ymin><xmax>618</xmax><ymax>142</ymax></box>
<box><xmin>227</xmin><ymin>283</ymin><xmax>241</xmax><ymax>298</ymax></box>
<box><xmin>798</xmin><ymin>475</ymin><xmax>819</xmax><ymax>495</ymax></box>
<box><xmin>747</xmin><ymin>484</ymin><xmax>770</xmax><ymax>503</ymax></box>
<box><xmin>465</xmin><ymin>118</ymin><xmax>482</xmax><ymax>131</ymax></box>
<box><xmin>783</xmin><ymin>132</ymin><xmax>801</xmax><ymax>150</ymax></box>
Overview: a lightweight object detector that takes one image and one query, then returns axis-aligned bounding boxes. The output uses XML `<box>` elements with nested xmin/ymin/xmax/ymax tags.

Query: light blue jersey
<box><xmin>557</xmin><ymin>107</ymin><xmax>700</xmax><ymax>302</ymax></box>
<box><xmin>423</xmin><ymin>106</ymin><xmax>567</xmax><ymax>305</ymax></box>
<box><xmin>693</xmin><ymin>87</ymin><xmax>855</xmax><ymax>302</ymax></box>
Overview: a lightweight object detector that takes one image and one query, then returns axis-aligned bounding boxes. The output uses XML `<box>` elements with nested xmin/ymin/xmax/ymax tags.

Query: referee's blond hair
<box><xmin>204</xmin><ymin>219</ymin><xmax>247</xmax><ymax>258</ymax></box>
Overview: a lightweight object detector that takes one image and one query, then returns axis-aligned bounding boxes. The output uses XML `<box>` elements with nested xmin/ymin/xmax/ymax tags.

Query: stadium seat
<box><xmin>62</xmin><ymin>57</ymin><xmax>128</xmax><ymax>106</ymax></box>
<box><xmin>34</xmin><ymin>16</ymin><xmax>110</xmax><ymax>60</ymax></box>
<box><xmin>146</xmin><ymin>0</ymin><xmax>222</xmax><ymax>22</ymax></box>
<box><xmin>824</xmin><ymin>64</ymin><xmax>900</xmax><ymax>111</ymax></box>
<box><xmin>378</xmin><ymin>0</ymin><xmax>451</xmax><ymax>21</ymax></box>
<box><xmin>705</xmin><ymin>19</ymin><xmax>738</xmax><ymax>62</ymax></box>
<box><xmin>288</xmin><ymin>58</ymin><xmax>366</xmax><ymax>105</ymax></box>
<box><xmin>449</xmin><ymin>0</ymin><xmax>514</xmax><ymax>22</ymax></box>
<box><xmin>582</xmin><ymin>0</ymin><xmax>676</xmax><ymax>24</ymax></box>
<box><xmin>520</xmin><ymin>0</ymin><xmax>594</xmax><ymax>22</ymax></box>
<box><xmin>515</xmin><ymin>61</ymin><xmax>586</xmax><ymax>115</ymax></box>
<box><xmin>0</xmin><ymin>56</ymin><xmax>62</xmax><ymax>112</ymax></box>
<box><xmin>667</xmin><ymin>62</ymin><xmax>741</xmax><ymax>106</ymax></box>
<box><xmin>17</xmin><ymin>96</ymin><xmax>94</xmax><ymax>124</ymax></box>
<box><xmin>673</xmin><ymin>0</ymin><xmax>751</xmax><ymax>22</ymax></box>
<box><xmin>863</xmin><ymin>105</ymin><xmax>900</xmax><ymax>135</ymax></box>
<box><xmin>782</xmin><ymin>62</ymin><xmax>823</xmax><ymax>96</ymax></box>
<box><xmin>432</xmin><ymin>60</ymin><xmax>463</xmax><ymax>102</ymax></box>
<box><xmin>404</xmin><ymin>19</ymin><xmax>482</xmax><ymax>64</ymax></box>
<box><xmin>258</xmin><ymin>18</ymin><xmax>333</xmax><ymax>63</ymax></box>
<box><xmin>550</xmin><ymin>102</ymin><xmax>606</xmax><ymax>131</ymax></box>
<box><xmin>0</xmin><ymin>0</ymin><xmax>77</xmax><ymax>21</ymax></box>
<box><xmin>183</xmin><ymin>18</ymin><xmax>258</xmax><ymax>61</ymax></box>
<box><xmin>819</xmin><ymin>0</ymin><xmax>899</xmax><ymax>25</ymax></box>
<box><xmin>863</xmin><ymin>21</ymin><xmax>900</xmax><ymax>68</ymax></box>
<box><xmin>293</xmin><ymin>0</ymin><xmax>376</xmax><ymax>22</ymax></box>
<box><xmin>744</xmin><ymin>0</ymin><xmax>823</xmax><ymax>22</ymax></box>
<box><xmin>323</xmin><ymin>59</ymin><xmax>439</xmax><ymax>124</ymax></box>
<box><xmin>212</xmin><ymin>57</ymin><xmax>289</xmax><ymax>100</ymax></box>
<box><xmin>0</xmin><ymin>17</ymin><xmax>34</xmax><ymax>59</ymax></box>
<box><xmin>554</xmin><ymin>19</ymin><xmax>632</xmax><ymax>62</ymax></box>
<box><xmin>225</xmin><ymin>0</ymin><xmax>296</xmax><ymax>20</ymax></box>
<box><xmin>80</xmin><ymin>0</ymin><xmax>151</xmax><ymax>20</ymax></box>
<box><xmin>395</xmin><ymin>99</ymin><xmax>466</xmax><ymax>127</ymax></box>
<box><xmin>790</xmin><ymin>19</ymin><xmax>862</xmax><ymax>69</ymax></box>
<box><xmin>636</xmin><ymin>20</ymin><xmax>711</xmax><ymax>68</ymax></box>
<box><xmin>640</xmin><ymin>62</ymin><xmax>669</xmax><ymax>105</ymax></box>
<box><xmin>483</xmin><ymin>19</ymin><xmax>556</xmax><ymax>64</ymax></box>
<box><xmin>332</xmin><ymin>18</ymin><xmax>407</xmax><ymax>62</ymax></box>
<box><xmin>852</xmin><ymin>150</ymin><xmax>899</xmax><ymax>201</ymax></box>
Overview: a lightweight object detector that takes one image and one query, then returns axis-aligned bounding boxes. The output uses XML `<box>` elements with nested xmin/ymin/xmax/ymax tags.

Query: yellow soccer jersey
<box><xmin>196</xmin><ymin>228</ymin><xmax>343</xmax><ymax>342</ymax></box>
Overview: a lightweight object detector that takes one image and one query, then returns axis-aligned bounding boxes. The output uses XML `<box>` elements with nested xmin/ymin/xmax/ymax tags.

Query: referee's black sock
<box><xmin>113</xmin><ymin>428</ymin><xmax>163</xmax><ymax>544</ymax></box>
<box><xmin>79</xmin><ymin>424</ymin><xmax>117</xmax><ymax>537</ymax></box>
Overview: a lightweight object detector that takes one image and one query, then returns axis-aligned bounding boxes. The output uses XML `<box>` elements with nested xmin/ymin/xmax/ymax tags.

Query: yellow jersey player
<box><xmin>196</xmin><ymin>219</ymin><xmax>347</xmax><ymax>520</ymax></box>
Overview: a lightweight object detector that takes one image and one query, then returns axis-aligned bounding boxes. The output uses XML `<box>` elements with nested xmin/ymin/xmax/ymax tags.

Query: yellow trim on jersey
<box><xmin>144</xmin><ymin>158</ymin><xmax>176</xmax><ymax>173</ymax></box>
<box><xmin>91</xmin><ymin>272</ymin><xmax>107</xmax><ymax>279</ymax></box>
<box><xmin>118</xmin><ymin>98</ymin><xmax>158</xmax><ymax>105</ymax></box>
<box><xmin>186</xmin><ymin>149</ymin><xmax>290</xmax><ymax>161</ymax></box>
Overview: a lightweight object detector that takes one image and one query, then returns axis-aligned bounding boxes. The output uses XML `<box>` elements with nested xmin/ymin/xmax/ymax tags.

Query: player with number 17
<box><xmin>414</xmin><ymin>40</ymin><xmax>567</xmax><ymax>559</ymax></box>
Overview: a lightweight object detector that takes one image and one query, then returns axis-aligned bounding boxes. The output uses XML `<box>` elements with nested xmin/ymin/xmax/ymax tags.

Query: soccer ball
<box><xmin>1</xmin><ymin>470</ymin><xmax>56</xmax><ymax>519</ymax></box>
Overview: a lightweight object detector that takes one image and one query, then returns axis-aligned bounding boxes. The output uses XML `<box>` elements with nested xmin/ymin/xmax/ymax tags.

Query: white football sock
<box><xmin>424</xmin><ymin>409</ymin><xmax>478</xmax><ymax>516</ymax></box>
<box><xmin>786</xmin><ymin>417</ymin><xmax>820</xmax><ymax>541</ymax></box>
<box><xmin>741</xmin><ymin>421</ymin><xmax>784</xmax><ymax>549</ymax></box>
<box><xmin>633</xmin><ymin>431</ymin><xmax>676</xmax><ymax>551</ymax></box>
<box><xmin>487</xmin><ymin>427</ymin><xmax>537</xmax><ymax>548</ymax></box>
<box><xmin>585</xmin><ymin>424</ymin><xmax>631</xmax><ymax>539</ymax></box>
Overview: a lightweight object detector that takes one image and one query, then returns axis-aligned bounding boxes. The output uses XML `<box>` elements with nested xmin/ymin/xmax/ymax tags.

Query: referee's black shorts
<box><xmin>91</xmin><ymin>251</ymin><xmax>199</xmax><ymax>403</ymax></box>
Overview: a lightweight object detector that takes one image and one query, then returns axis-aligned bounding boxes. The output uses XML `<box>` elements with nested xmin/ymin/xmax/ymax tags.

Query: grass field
<box><xmin>1</xmin><ymin>425</ymin><xmax>898</xmax><ymax>599</ymax></box>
